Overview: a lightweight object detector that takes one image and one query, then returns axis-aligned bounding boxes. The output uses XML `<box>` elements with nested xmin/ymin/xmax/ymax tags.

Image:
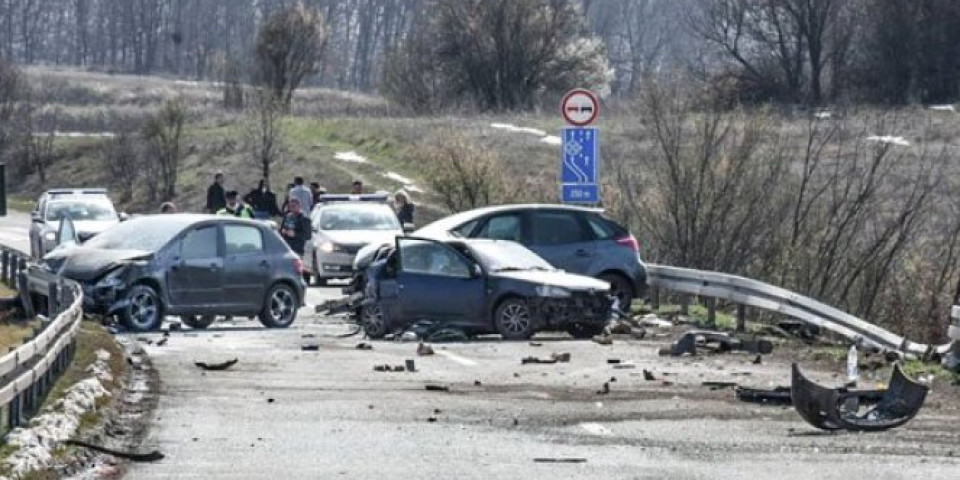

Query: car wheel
<box><xmin>567</xmin><ymin>323</ymin><xmax>605</xmax><ymax>339</ymax></box>
<box><xmin>494</xmin><ymin>298</ymin><xmax>535</xmax><ymax>340</ymax></box>
<box><xmin>258</xmin><ymin>283</ymin><xmax>299</xmax><ymax>328</ymax></box>
<box><xmin>181</xmin><ymin>315</ymin><xmax>216</xmax><ymax>330</ymax></box>
<box><xmin>120</xmin><ymin>285</ymin><xmax>163</xmax><ymax>332</ymax></box>
<box><xmin>600</xmin><ymin>273</ymin><xmax>634</xmax><ymax>311</ymax></box>
<box><xmin>361</xmin><ymin>302</ymin><xmax>389</xmax><ymax>339</ymax></box>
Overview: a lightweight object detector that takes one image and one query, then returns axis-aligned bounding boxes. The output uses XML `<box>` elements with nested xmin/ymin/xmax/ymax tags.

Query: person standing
<box><xmin>217</xmin><ymin>191</ymin><xmax>254</xmax><ymax>218</ymax></box>
<box><xmin>280</xmin><ymin>198</ymin><xmax>312</xmax><ymax>282</ymax></box>
<box><xmin>351</xmin><ymin>180</ymin><xmax>364</xmax><ymax>195</ymax></box>
<box><xmin>394</xmin><ymin>190</ymin><xmax>415</xmax><ymax>225</ymax></box>
<box><xmin>205</xmin><ymin>172</ymin><xmax>226</xmax><ymax>213</ymax></box>
<box><xmin>310</xmin><ymin>182</ymin><xmax>326</xmax><ymax>205</ymax></box>
<box><xmin>288</xmin><ymin>177</ymin><xmax>314</xmax><ymax>213</ymax></box>
<box><xmin>244</xmin><ymin>179</ymin><xmax>281</xmax><ymax>219</ymax></box>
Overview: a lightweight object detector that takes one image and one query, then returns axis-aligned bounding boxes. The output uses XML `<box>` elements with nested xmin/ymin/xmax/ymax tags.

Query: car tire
<box><xmin>600</xmin><ymin>273</ymin><xmax>634</xmax><ymax>312</ymax></box>
<box><xmin>361</xmin><ymin>302</ymin><xmax>389</xmax><ymax>339</ymax></box>
<box><xmin>494</xmin><ymin>298</ymin><xmax>536</xmax><ymax>340</ymax></box>
<box><xmin>258</xmin><ymin>283</ymin><xmax>299</xmax><ymax>328</ymax></box>
<box><xmin>120</xmin><ymin>284</ymin><xmax>163</xmax><ymax>332</ymax></box>
<box><xmin>181</xmin><ymin>315</ymin><xmax>216</xmax><ymax>330</ymax></box>
<box><xmin>567</xmin><ymin>323</ymin><xmax>605</xmax><ymax>339</ymax></box>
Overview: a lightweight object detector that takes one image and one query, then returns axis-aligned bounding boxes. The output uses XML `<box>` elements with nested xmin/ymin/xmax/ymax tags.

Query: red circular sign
<box><xmin>561</xmin><ymin>89</ymin><xmax>600</xmax><ymax>126</ymax></box>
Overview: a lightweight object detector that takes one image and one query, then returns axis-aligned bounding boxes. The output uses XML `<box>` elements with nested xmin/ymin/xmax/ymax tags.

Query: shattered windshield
<box><xmin>45</xmin><ymin>200</ymin><xmax>117</xmax><ymax>222</ymax></box>
<box><xmin>83</xmin><ymin>216</ymin><xmax>194</xmax><ymax>252</ymax></box>
<box><xmin>466</xmin><ymin>241</ymin><xmax>555</xmax><ymax>272</ymax></box>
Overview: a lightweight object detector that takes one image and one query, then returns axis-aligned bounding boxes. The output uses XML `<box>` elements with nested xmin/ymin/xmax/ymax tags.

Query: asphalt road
<box><xmin>2</xmin><ymin>212</ymin><xmax>959</xmax><ymax>479</ymax></box>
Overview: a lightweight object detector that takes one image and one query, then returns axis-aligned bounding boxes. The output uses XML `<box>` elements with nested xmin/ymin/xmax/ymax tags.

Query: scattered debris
<box><xmin>533</xmin><ymin>458</ymin><xmax>587</xmax><ymax>464</ymax></box>
<box><xmin>194</xmin><ymin>358</ymin><xmax>239</xmax><ymax>371</ymax></box>
<box><xmin>791</xmin><ymin>363</ymin><xmax>929</xmax><ymax>431</ymax></box>
<box><xmin>302</xmin><ymin>333</ymin><xmax>317</xmax><ymax>339</ymax></box>
<box><xmin>659</xmin><ymin>330</ymin><xmax>773</xmax><ymax>357</ymax></box>
<box><xmin>427</xmin><ymin>417</ymin><xmax>438</xmax><ymax>423</ymax></box>
<box><xmin>613</xmin><ymin>364</ymin><xmax>636</xmax><ymax>370</ymax></box>
<box><xmin>425</xmin><ymin>385</ymin><xmax>450</xmax><ymax>392</ymax></box>
<box><xmin>596</xmin><ymin>382</ymin><xmax>610</xmax><ymax>395</ymax></box>
<box><xmin>592</xmin><ymin>335</ymin><xmax>614</xmax><ymax>346</ymax></box>
<box><xmin>643</xmin><ymin>370</ymin><xmax>656</xmax><ymax>381</ymax></box>
<box><xmin>777</xmin><ymin>320</ymin><xmax>821</xmax><ymax>342</ymax></box>
<box><xmin>155</xmin><ymin>337</ymin><xmax>168</xmax><ymax>347</ymax></box>
<box><xmin>608</xmin><ymin>321</ymin><xmax>633</xmax><ymax>335</ymax></box>
<box><xmin>64</xmin><ymin>439</ymin><xmax>164</xmax><ymax>463</ymax></box>
<box><xmin>136</xmin><ymin>337</ymin><xmax>153</xmax><ymax>345</ymax></box>
<box><xmin>607</xmin><ymin>359</ymin><xmax>621</xmax><ymax>364</ymax></box>
<box><xmin>529</xmin><ymin>342</ymin><xmax>543</xmax><ymax>347</ymax></box>
<box><xmin>267</xmin><ymin>398</ymin><xmax>275</xmax><ymax>403</ymax></box>
<box><xmin>735</xmin><ymin>386</ymin><xmax>793</xmax><ymax>405</ymax></box>
<box><xmin>474</xmin><ymin>380</ymin><xmax>482</xmax><ymax>387</ymax></box>
<box><xmin>702</xmin><ymin>381</ymin><xmax>738</xmax><ymax>390</ymax></box>
<box><xmin>552</xmin><ymin>352</ymin><xmax>571</xmax><ymax>363</ymax></box>
<box><xmin>753</xmin><ymin>355</ymin><xmax>763</xmax><ymax>365</ymax></box>
<box><xmin>356</xmin><ymin>342</ymin><xmax>373</xmax><ymax>350</ymax></box>
<box><xmin>522</xmin><ymin>356</ymin><xmax>557</xmax><ymax>365</ymax></box>
<box><xmin>301</xmin><ymin>344</ymin><xmax>320</xmax><ymax>351</ymax></box>
<box><xmin>373</xmin><ymin>364</ymin><xmax>406</xmax><ymax>372</ymax></box>
<box><xmin>661</xmin><ymin>381</ymin><xmax>674</xmax><ymax>386</ymax></box>
<box><xmin>405</xmin><ymin>359</ymin><xmax>417</xmax><ymax>372</ymax></box>
<box><xmin>639</xmin><ymin>315</ymin><xmax>673</xmax><ymax>328</ymax></box>
<box><xmin>417</xmin><ymin>342</ymin><xmax>435</xmax><ymax>356</ymax></box>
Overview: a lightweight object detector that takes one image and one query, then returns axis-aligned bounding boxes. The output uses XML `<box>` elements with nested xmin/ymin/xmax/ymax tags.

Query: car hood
<box><xmin>321</xmin><ymin>230</ymin><xmax>401</xmax><ymax>247</ymax></box>
<box><xmin>46</xmin><ymin>247</ymin><xmax>152</xmax><ymax>282</ymax></box>
<box><xmin>494</xmin><ymin>269</ymin><xmax>610</xmax><ymax>292</ymax></box>
<box><xmin>45</xmin><ymin>219</ymin><xmax>117</xmax><ymax>234</ymax></box>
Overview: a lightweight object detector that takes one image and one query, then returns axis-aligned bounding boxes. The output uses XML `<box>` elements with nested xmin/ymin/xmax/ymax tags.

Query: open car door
<box><xmin>55</xmin><ymin>214</ymin><xmax>78</xmax><ymax>250</ymax></box>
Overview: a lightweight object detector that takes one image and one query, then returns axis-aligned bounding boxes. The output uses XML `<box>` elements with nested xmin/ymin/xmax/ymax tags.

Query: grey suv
<box><xmin>414</xmin><ymin>204</ymin><xmax>647</xmax><ymax>308</ymax></box>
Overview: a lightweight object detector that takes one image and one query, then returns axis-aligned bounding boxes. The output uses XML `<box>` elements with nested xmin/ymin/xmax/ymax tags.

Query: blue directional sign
<box><xmin>560</xmin><ymin>127</ymin><xmax>599</xmax><ymax>203</ymax></box>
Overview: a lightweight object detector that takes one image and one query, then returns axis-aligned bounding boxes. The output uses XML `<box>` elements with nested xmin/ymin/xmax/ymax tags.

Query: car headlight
<box><xmin>535</xmin><ymin>285</ymin><xmax>572</xmax><ymax>298</ymax></box>
<box><xmin>95</xmin><ymin>268</ymin><xmax>126</xmax><ymax>288</ymax></box>
<box><xmin>43</xmin><ymin>231</ymin><xmax>56</xmax><ymax>241</ymax></box>
<box><xmin>320</xmin><ymin>241</ymin><xmax>336</xmax><ymax>253</ymax></box>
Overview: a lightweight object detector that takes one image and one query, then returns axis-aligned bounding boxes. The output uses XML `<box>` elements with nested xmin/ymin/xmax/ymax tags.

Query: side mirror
<box><xmin>402</xmin><ymin>223</ymin><xmax>415</xmax><ymax>234</ymax></box>
<box><xmin>471</xmin><ymin>264</ymin><xmax>482</xmax><ymax>278</ymax></box>
<box><xmin>31</xmin><ymin>212</ymin><xmax>43</xmax><ymax>222</ymax></box>
<box><xmin>118</xmin><ymin>212</ymin><xmax>130</xmax><ymax>221</ymax></box>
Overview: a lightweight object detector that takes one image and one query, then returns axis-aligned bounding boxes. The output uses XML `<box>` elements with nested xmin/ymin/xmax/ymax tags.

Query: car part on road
<box><xmin>356</xmin><ymin>342</ymin><xmax>373</xmax><ymax>350</ymax></box>
<box><xmin>552</xmin><ymin>352</ymin><xmax>571</xmax><ymax>362</ymax></box>
<box><xmin>735</xmin><ymin>386</ymin><xmax>793</xmax><ymax>405</ymax></box>
<box><xmin>424</xmin><ymin>384</ymin><xmax>449</xmax><ymax>392</ymax></box>
<box><xmin>521</xmin><ymin>356</ymin><xmax>557</xmax><ymax>364</ymax></box>
<box><xmin>405</xmin><ymin>359</ymin><xmax>417</xmax><ymax>371</ymax></box>
<box><xmin>659</xmin><ymin>330</ymin><xmax>774</xmax><ymax>356</ymax></box>
<box><xmin>533</xmin><ymin>458</ymin><xmax>588</xmax><ymax>464</ymax></box>
<box><xmin>643</xmin><ymin>369</ymin><xmax>656</xmax><ymax>381</ymax></box>
<box><xmin>194</xmin><ymin>358</ymin><xmax>239</xmax><ymax>371</ymax></box>
<box><xmin>180</xmin><ymin>314</ymin><xmax>216</xmax><ymax>330</ymax></box>
<box><xmin>702</xmin><ymin>381</ymin><xmax>738</xmax><ymax>390</ymax></box>
<box><xmin>416</xmin><ymin>342</ymin><xmax>434</xmax><ymax>355</ymax></box>
<box><xmin>791</xmin><ymin>363</ymin><xmax>929</xmax><ymax>431</ymax></box>
<box><xmin>592</xmin><ymin>334</ymin><xmax>613</xmax><ymax>345</ymax></box>
<box><xmin>301</xmin><ymin>344</ymin><xmax>320</xmax><ymax>351</ymax></box>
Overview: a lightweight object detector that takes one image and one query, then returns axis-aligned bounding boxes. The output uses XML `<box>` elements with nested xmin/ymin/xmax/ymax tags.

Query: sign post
<box><xmin>559</xmin><ymin>89</ymin><xmax>600</xmax><ymax>204</ymax></box>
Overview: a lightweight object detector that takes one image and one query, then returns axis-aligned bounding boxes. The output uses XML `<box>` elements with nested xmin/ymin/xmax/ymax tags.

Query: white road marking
<box><xmin>437</xmin><ymin>350</ymin><xmax>479</xmax><ymax>366</ymax></box>
<box><xmin>579</xmin><ymin>422</ymin><xmax>610</xmax><ymax>436</ymax></box>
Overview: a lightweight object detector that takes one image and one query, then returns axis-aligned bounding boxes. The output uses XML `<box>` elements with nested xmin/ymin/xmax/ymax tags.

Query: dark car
<box><xmin>413</xmin><ymin>204</ymin><xmax>647</xmax><ymax>309</ymax></box>
<box><xmin>43</xmin><ymin>214</ymin><xmax>306</xmax><ymax>332</ymax></box>
<box><xmin>358</xmin><ymin>236</ymin><xmax>613</xmax><ymax>340</ymax></box>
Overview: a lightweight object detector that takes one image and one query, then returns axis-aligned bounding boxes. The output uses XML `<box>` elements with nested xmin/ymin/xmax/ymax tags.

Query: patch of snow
<box><xmin>333</xmin><ymin>151</ymin><xmax>369</xmax><ymax>164</ymax></box>
<box><xmin>814</xmin><ymin>111</ymin><xmax>832</xmax><ymax>119</ymax></box>
<box><xmin>2</xmin><ymin>349</ymin><xmax>114</xmax><ymax>478</ymax></box>
<box><xmin>540</xmin><ymin>135</ymin><xmax>562</xmax><ymax>146</ymax></box>
<box><xmin>32</xmin><ymin>132</ymin><xmax>116</xmax><ymax>138</ymax></box>
<box><xmin>866</xmin><ymin>135</ymin><xmax>911</xmax><ymax>147</ymax></box>
<box><xmin>383</xmin><ymin>171</ymin><xmax>416</xmax><ymax>185</ymax></box>
<box><xmin>489</xmin><ymin>123</ymin><xmax>548</xmax><ymax>137</ymax></box>
<box><xmin>929</xmin><ymin>105</ymin><xmax>956</xmax><ymax>112</ymax></box>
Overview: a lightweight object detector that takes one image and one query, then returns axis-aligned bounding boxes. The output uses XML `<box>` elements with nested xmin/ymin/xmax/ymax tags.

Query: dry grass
<box><xmin>0</xmin><ymin>318</ymin><xmax>41</xmax><ymax>353</ymax></box>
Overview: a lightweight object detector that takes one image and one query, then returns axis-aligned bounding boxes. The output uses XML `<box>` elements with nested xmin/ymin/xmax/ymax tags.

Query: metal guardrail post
<box><xmin>736</xmin><ymin>304</ymin><xmax>747</xmax><ymax>332</ymax></box>
<box><xmin>8</xmin><ymin>393</ymin><xmax>21</xmax><ymax>428</ymax></box>
<box><xmin>47</xmin><ymin>281</ymin><xmax>59</xmax><ymax>317</ymax></box>
<box><xmin>679</xmin><ymin>294</ymin><xmax>690</xmax><ymax>315</ymax></box>
<box><xmin>650</xmin><ymin>286</ymin><xmax>660</xmax><ymax>310</ymax></box>
<box><xmin>9</xmin><ymin>254</ymin><xmax>18</xmax><ymax>290</ymax></box>
<box><xmin>18</xmin><ymin>270</ymin><xmax>34</xmax><ymax>320</ymax></box>
<box><xmin>705</xmin><ymin>297</ymin><xmax>717</xmax><ymax>328</ymax></box>
<box><xmin>1</xmin><ymin>250</ymin><xmax>8</xmax><ymax>283</ymax></box>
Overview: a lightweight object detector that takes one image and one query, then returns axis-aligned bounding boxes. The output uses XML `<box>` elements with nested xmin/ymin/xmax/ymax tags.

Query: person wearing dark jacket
<box><xmin>205</xmin><ymin>172</ymin><xmax>226</xmax><ymax>213</ymax></box>
<box><xmin>394</xmin><ymin>190</ymin><xmax>415</xmax><ymax>226</ymax></box>
<box><xmin>280</xmin><ymin>197</ymin><xmax>312</xmax><ymax>256</ymax></box>
<box><xmin>244</xmin><ymin>179</ymin><xmax>281</xmax><ymax>219</ymax></box>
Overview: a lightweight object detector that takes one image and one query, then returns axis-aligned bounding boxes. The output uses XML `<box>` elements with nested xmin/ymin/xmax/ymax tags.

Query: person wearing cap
<box><xmin>217</xmin><ymin>190</ymin><xmax>254</xmax><ymax>218</ymax></box>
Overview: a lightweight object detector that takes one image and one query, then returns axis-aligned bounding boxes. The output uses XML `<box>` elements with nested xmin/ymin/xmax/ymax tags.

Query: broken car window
<box><xmin>400</xmin><ymin>240</ymin><xmax>471</xmax><ymax>278</ymax></box>
<box><xmin>467</xmin><ymin>241</ymin><xmax>555</xmax><ymax>272</ymax></box>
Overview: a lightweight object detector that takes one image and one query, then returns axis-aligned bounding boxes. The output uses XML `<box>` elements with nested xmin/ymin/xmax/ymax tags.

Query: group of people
<box><xmin>197</xmin><ymin>171</ymin><xmax>416</xmax><ymax>258</ymax></box>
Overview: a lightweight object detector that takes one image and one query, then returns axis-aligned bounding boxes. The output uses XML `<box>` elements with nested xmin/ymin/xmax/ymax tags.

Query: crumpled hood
<box><xmin>494</xmin><ymin>270</ymin><xmax>610</xmax><ymax>292</ymax></box>
<box><xmin>323</xmin><ymin>230</ymin><xmax>401</xmax><ymax>248</ymax></box>
<box><xmin>45</xmin><ymin>247</ymin><xmax>152</xmax><ymax>282</ymax></box>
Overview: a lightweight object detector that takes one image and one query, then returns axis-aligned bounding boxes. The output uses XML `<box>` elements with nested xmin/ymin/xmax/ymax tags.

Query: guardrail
<box><xmin>646</xmin><ymin>263</ymin><xmax>954</xmax><ymax>358</ymax></box>
<box><xmin>0</xmin><ymin>246</ymin><xmax>84</xmax><ymax>430</ymax></box>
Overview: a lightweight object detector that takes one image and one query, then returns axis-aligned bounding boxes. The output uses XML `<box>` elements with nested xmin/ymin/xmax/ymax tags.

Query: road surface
<box><xmin>1</xmin><ymin>212</ymin><xmax>958</xmax><ymax>479</ymax></box>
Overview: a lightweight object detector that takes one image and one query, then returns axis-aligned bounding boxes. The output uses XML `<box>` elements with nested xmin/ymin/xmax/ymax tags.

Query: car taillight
<box><xmin>294</xmin><ymin>258</ymin><xmax>304</xmax><ymax>275</ymax></box>
<box><xmin>615</xmin><ymin>235</ymin><xmax>639</xmax><ymax>253</ymax></box>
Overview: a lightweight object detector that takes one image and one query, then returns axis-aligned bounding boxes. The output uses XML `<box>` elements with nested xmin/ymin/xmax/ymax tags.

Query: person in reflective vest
<box><xmin>217</xmin><ymin>190</ymin><xmax>254</xmax><ymax>218</ymax></box>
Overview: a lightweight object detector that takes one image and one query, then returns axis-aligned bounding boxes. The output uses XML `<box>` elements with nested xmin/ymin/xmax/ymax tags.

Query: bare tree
<box><xmin>244</xmin><ymin>90</ymin><xmax>284</xmax><ymax>185</ymax></box>
<box><xmin>100</xmin><ymin>129</ymin><xmax>140</xmax><ymax>203</ymax></box>
<box><xmin>141</xmin><ymin>99</ymin><xmax>184</xmax><ymax>201</ymax></box>
<box><xmin>255</xmin><ymin>3</ymin><xmax>328</xmax><ymax>108</ymax></box>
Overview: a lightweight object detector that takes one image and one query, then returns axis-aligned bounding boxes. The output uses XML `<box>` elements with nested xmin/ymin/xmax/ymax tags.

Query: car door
<box><xmin>525</xmin><ymin>211</ymin><xmax>597</xmax><ymax>274</ymax></box>
<box><xmin>167</xmin><ymin>225</ymin><xmax>223</xmax><ymax>309</ymax></box>
<box><xmin>222</xmin><ymin>224</ymin><xmax>270</xmax><ymax>311</ymax></box>
<box><xmin>395</xmin><ymin>238</ymin><xmax>485</xmax><ymax>323</ymax></box>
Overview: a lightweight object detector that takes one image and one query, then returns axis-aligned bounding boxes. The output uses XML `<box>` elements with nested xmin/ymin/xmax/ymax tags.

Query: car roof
<box><xmin>414</xmin><ymin>203</ymin><xmax>605</xmax><ymax>237</ymax></box>
<box><xmin>42</xmin><ymin>188</ymin><xmax>109</xmax><ymax>198</ymax></box>
<box><xmin>126</xmin><ymin>213</ymin><xmax>272</xmax><ymax>229</ymax></box>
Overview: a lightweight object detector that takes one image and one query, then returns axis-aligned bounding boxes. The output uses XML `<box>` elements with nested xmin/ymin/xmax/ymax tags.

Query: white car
<box><xmin>303</xmin><ymin>200</ymin><xmax>406</xmax><ymax>286</ymax></box>
<box><xmin>29</xmin><ymin>189</ymin><xmax>123</xmax><ymax>258</ymax></box>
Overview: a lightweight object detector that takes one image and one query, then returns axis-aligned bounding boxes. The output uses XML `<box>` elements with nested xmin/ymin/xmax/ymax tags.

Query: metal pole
<box><xmin>680</xmin><ymin>294</ymin><xmax>690</xmax><ymax>316</ymax></box>
<box><xmin>736</xmin><ymin>304</ymin><xmax>747</xmax><ymax>333</ymax></box>
<box><xmin>1</xmin><ymin>250</ymin><xmax>8</xmax><ymax>283</ymax></box>
<box><xmin>650</xmin><ymin>286</ymin><xmax>660</xmax><ymax>311</ymax></box>
<box><xmin>705</xmin><ymin>297</ymin><xmax>717</xmax><ymax>328</ymax></box>
<box><xmin>47</xmin><ymin>281</ymin><xmax>59</xmax><ymax>317</ymax></box>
